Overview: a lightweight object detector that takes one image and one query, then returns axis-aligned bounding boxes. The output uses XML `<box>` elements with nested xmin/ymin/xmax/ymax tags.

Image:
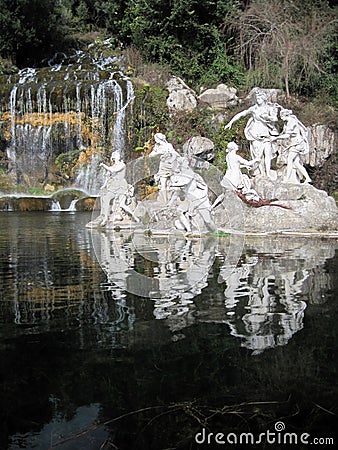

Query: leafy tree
<box><xmin>123</xmin><ymin>0</ymin><xmax>242</xmax><ymax>86</ymax></box>
<box><xmin>0</xmin><ymin>0</ymin><xmax>72</xmax><ymax>66</ymax></box>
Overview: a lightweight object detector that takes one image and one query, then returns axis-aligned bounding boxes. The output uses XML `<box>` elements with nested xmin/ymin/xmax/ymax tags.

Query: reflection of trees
<box><xmin>0</xmin><ymin>214</ymin><xmax>136</xmax><ymax>351</ymax></box>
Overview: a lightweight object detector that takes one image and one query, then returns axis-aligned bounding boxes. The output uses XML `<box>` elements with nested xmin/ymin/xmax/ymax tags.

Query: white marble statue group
<box><xmin>87</xmin><ymin>88</ymin><xmax>313</xmax><ymax>233</ymax></box>
<box><xmin>149</xmin><ymin>132</ymin><xmax>217</xmax><ymax>233</ymax></box>
<box><xmin>224</xmin><ymin>88</ymin><xmax>311</xmax><ymax>185</ymax></box>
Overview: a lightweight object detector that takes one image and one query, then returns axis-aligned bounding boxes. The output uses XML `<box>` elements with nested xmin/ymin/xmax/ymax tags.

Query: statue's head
<box><xmin>110</xmin><ymin>151</ymin><xmax>120</xmax><ymax>162</ymax></box>
<box><xmin>154</xmin><ymin>133</ymin><xmax>167</xmax><ymax>144</ymax></box>
<box><xmin>255</xmin><ymin>89</ymin><xmax>268</xmax><ymax>104</ymax></box>
<box><xmin>226</xmin><ymin>142</ymin><xmax>239</xmax><ymax>152</ymax></box>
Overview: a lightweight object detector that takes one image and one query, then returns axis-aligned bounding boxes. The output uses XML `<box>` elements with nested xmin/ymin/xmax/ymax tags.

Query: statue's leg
<box><xmin>294</xmin><ymin>156</ymin><xmax>312</xmax><ymax>183</ymax></box>
<box><xmin>100</xmin><ymin>193</ymin><xmax>115</xmax><ymax>225</ymax></box>
<box><xmin>264</xmin><ymin>142</ymin><xmax>273</xmax><ymax>179</ymax></box>
<box><xmin>179</xmin><ymin>212</ymin><xmax>192</xmax><ymax>232</ymax></box>
<box><xmin>158</xmin><ymin>177</ymin><xmax>168</xmax><ymax>204</ymax></box>
<box><xmin>199</xmin><ymin>209</ymin><xmax>217</xmax><ymax>233</ymax></box>
<box><xmin>120</xmin><ymin>195</ymin><xmax>140</xmax><ymax>222</ymax></box>
<box><xmin>284</xmin><ymin>151</ymin><xmax>297</xmax><ymax>182</ymax></box>
<box><xmin>251</xmin><ymin>141</ymin><xmax>264</xmax><ymax>175</ymax></box>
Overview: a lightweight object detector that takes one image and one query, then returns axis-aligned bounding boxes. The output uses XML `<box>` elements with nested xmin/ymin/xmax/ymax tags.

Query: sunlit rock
<box><xmin>166</xmin><ymin>76</ymin><xmax>197</xmax><ymax>112</ymax></box>
<box><xmin>198</xmin><ymin>83</ymin><xmax>239</xmax><ymax>109</ymax></box>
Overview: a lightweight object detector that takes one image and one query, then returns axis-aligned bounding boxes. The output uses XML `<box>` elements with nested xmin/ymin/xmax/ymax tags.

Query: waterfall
<box><xmin>1</xmin><ymin>40</ymin><xmax>135</xmax><ymax>195</ymax></box>
<box><xmin>49</xmin><ymin>197</ymin><xmax>79</xmax><ymax>212</ymax></box>
<box><xmin>50</xmin><ymin>200</ymin><xmax>62</xmax><ymax>211</ymax></box>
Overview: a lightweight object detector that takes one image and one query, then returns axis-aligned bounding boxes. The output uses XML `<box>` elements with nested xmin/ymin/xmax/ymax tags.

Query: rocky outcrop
<box><xmin>307</xmin><ymin>124</ymin><xmax>336</xmax><ymax>167</ymax></box>
<box><xmin>214</xmin><ymin>176</ymin><xmax>338</xmax><ymax>233</ymax></box>
<box><xmin>182</xmin><ymin>136</ymin><xmax>215</xmax><ymax>161</ymax></box>
<box><xmin>166</xmin><ymin>76</ymin><xmax>197</xmax><ymax>112</ymax></box>
<box><xmin>198</xmin><ymin>84</ymin><xmax>239</xmax><ymax>110</ymax></box>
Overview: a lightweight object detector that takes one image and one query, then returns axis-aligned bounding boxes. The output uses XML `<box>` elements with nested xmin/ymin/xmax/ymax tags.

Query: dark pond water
<box><xmin>0</xmin><ymin>212</ymin><xmax>337</xmax><ymax>449</ymax></box>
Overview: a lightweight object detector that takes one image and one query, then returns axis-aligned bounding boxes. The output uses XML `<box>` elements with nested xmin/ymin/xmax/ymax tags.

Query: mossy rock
<box><xmin>76</xmin><ymin>197</ymin><xmax>98</xmax><ymax>211</ymax></box>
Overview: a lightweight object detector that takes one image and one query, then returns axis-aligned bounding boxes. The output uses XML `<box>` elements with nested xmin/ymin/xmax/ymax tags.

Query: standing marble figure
<box><xmin>87</xmin><ymin>151</ymin><xmax>139</xmax><ymax>227</ymax></box>
<box><xmin>271</xmin><ymin>109</ymin><xmax>312</xmax><ymax>184</ymax></box>
<box><xmin>149</xmin><ymin>133</ymin><xmax>181</xmax><ymax>204</ymax></box>
<box><xmin>224</xmin><ymin>89</ymin><xmax>280</xmax><ymax>179</ymax></box>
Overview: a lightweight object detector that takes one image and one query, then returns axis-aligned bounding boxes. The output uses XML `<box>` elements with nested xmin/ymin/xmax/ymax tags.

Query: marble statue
<box><xmin>86</xmin><ymin>151</ymin><xmax>139</xmax><ymax>227</ymax></box>
<box><xmin>271</xmin><ymin>108</ymin><xmax>312</xmax><ymax>184</ymax></box>
<box><xmin>224</xmin><ymin>88</ymin><xmax>280</xmax><ymax>179</ymax></box>
<box><xmin>221</xmin><ymin>142</ymin><xmax>260</xmax><ymax>202</ymax></box>
<box><xmin>169</xmin><ymin>157</ymin><xmax>217</xmax><ymax>234</ymax></box>
<box><xmin>149</xmin><ymin>133</ymin><xmax>181</xmax><ymax>204</ymax></box>
<box><xmin>86</xmin><ymin>118</ymin><xmax>337</xmax><ymax>236</ymax></box>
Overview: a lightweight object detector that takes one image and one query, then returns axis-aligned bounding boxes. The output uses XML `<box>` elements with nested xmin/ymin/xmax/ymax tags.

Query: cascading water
<box><xmin>0</xmin><ymin>39</ymin><xmax>135</xmax><ymax>195</ymax></box>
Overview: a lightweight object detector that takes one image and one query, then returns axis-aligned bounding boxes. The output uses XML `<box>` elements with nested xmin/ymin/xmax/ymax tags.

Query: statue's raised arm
<box><xmin>224</xmin><ymin>89</ymin><xmax>280</xmax><ymax>179</ymax></box>
<box><xmin>224</xmin><ymin>108</ymin><xmax>251</xmax><ymax>130</ymax></box>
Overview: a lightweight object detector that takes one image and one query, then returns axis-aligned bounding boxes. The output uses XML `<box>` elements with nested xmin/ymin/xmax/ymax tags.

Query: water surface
<box><xmin>0</xmin><ymin>212</ymin><xmax>337</xmax><ymax>449</ymax></box>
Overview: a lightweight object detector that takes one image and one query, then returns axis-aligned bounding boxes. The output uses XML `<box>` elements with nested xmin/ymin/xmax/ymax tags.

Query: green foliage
<box><xmin>0</xmin><ymin>0</ymin><xmax>72</xmax><ymax>66</ymax></box>
<box><xmin>232</xmin><ymin>0</ymin><xmax>338</xmax><ymax>100</ymax></box>
<box><xmin>211</xmin><ymin>117</ymin><xmax>248</xmax><ymax>173</ymax></box>
<box><xmin>0</xmin><ymin>0</ymin><xmax>336</xmax><ymax>105</ymax></box>
<box><xmin>162</xmin><ymin>108</ymin><xmax>211</xmax><ymax>149</ymax></box>
<box><xmin>0</xmin><ymin>57</ymin><xmax>17</xmax><ymax>75</ymax></box>
<box><xmin>55</xmin><ymin>150</ymin><xmax>81</xmax><ymax>178</ymax></box>
<box><xmin>199</xmin><ymin>45</ymin><xmax>245</xmax><ymax>89</ymax></box>
<box><xmin>0</xmin><ymin>172</ymin><xmax>15</xmax><ymax>192</ymax></box>
<box><xmin>131</xmin><ymin>85</ymin><xmax>169</xmax><ymax>149</ymax></box>
<box><xmin>121</xmin><ymin>0</ymin><xmax>243</xmax><ymax>88</ymax></box>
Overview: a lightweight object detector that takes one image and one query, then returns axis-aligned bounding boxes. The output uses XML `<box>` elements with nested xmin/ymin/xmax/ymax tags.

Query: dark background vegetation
<box><xmin>0</xmin><ymin>0</ymin><xmax>337</xmax><ymax>105</ymax></box>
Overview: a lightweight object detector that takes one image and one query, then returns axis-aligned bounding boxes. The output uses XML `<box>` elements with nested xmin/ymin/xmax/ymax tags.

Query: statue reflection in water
<box><xmin>218</xmin><ymin>244</ymin><xmax>309</xmax><ymax>354</ymax></box>
<box><xmin>93</xmin><ymin>230</ymin><xmax>336</xmax><ymax>353</ymax></box>
<box><xmin>95</xmin><ymin>231</ymin><xmax>218</xmax><ymax>337</ymax></box>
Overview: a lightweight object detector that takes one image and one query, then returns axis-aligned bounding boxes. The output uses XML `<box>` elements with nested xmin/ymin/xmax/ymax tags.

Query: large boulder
<box><xmin>307</xmin><ymin>124</ymin><xmax>336</xmax><ymax>167</ymax></box>
<box><xmin>214</xmin><ymin>176</ymin><xmax>338</xmax><ymax>233</ymax></box>
<box><xmin>183</xmin><ymin>136</ymin><xmax>215</xmax><ymax>161</ymax></box>
<box><xmin>166</xmin><ymin>76</ymin><xmax>197</xmax><ymax>112</ymax></box>
<box><xmin>198</xmin><ymin>84</ymin><xmax>239</xmax><ymax>110</ymax></box>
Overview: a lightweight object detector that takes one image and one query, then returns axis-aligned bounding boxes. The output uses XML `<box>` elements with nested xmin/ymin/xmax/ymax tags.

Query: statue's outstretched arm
<box><xmin>224</xmin><ymin>109</ymin><xmax>250</xmax><ymax>130</ymax></box>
